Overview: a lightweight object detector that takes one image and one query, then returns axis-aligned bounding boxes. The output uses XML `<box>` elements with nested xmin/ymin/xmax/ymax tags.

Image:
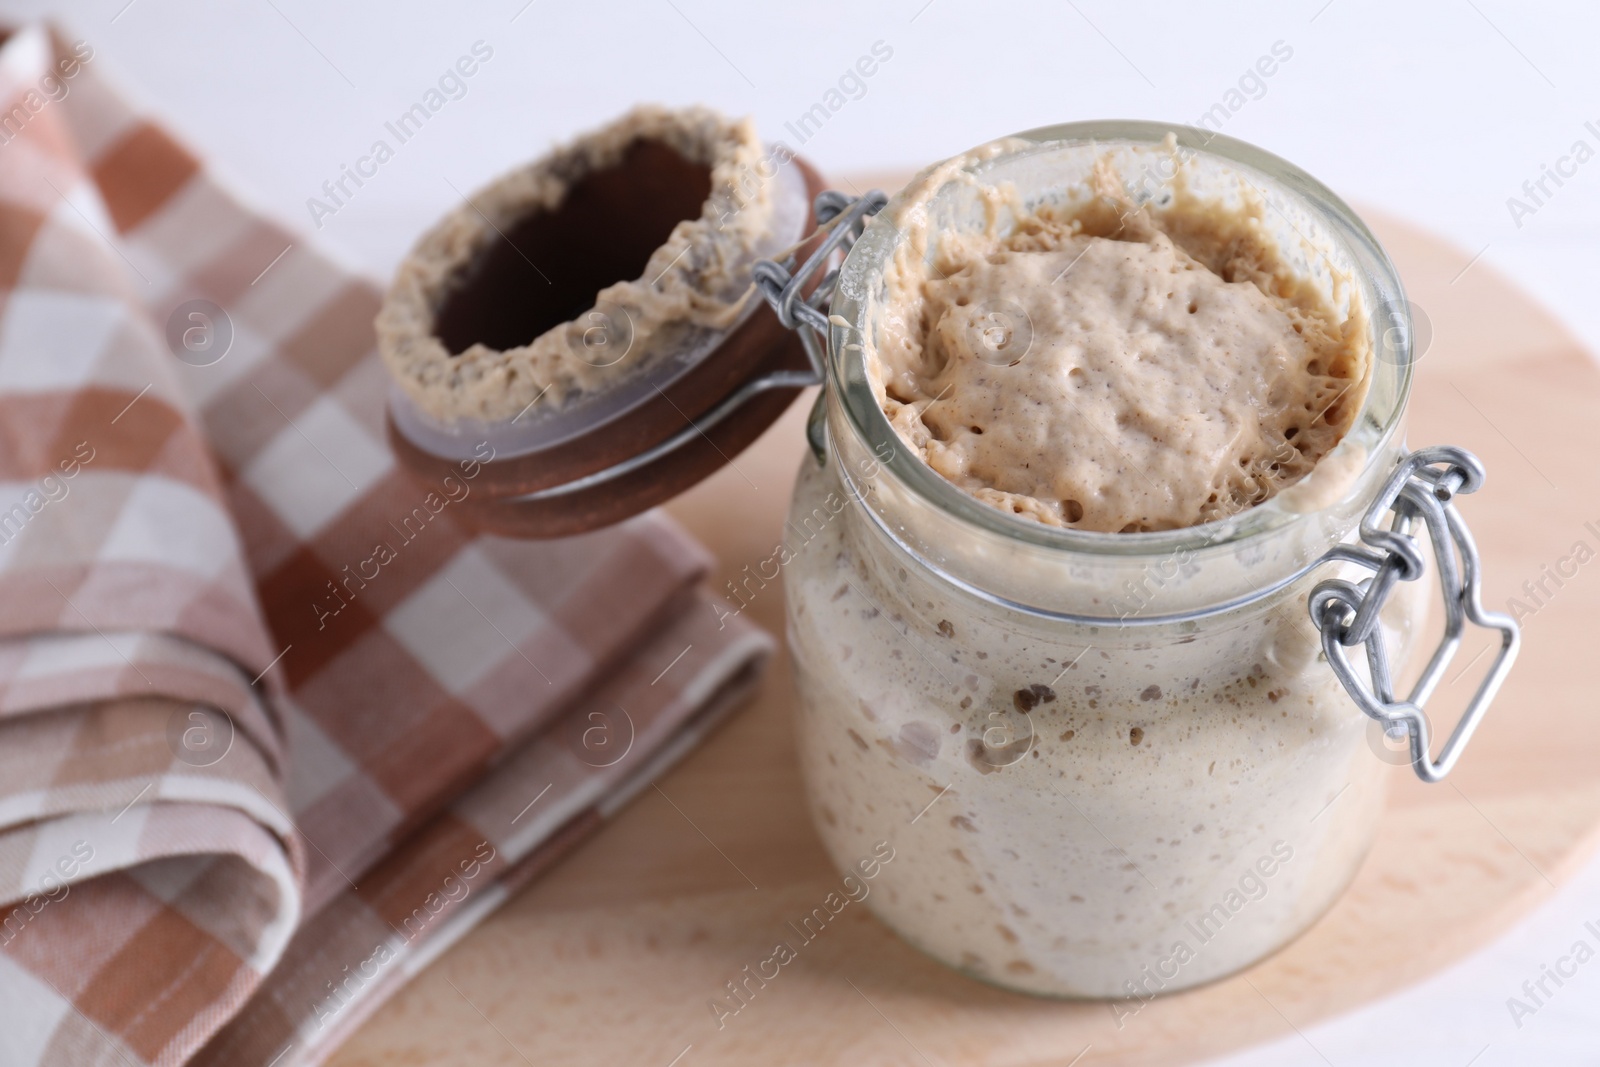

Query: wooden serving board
<box><xmin>329</xmin><ymin>186</ymin><xmax>1600</xmax><ymax>1066</ymax></box>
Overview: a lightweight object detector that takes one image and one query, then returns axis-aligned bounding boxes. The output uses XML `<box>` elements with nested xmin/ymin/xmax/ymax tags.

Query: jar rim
<box><xmin>826</xmin><ymin>119</ymin><xmax>1413</xmax><ymax>564</ymax></box>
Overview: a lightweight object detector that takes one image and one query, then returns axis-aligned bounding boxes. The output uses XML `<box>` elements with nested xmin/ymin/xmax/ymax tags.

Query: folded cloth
<box><xmin>0</xmin><ymin>24</ymin><xmax>770</xmax><ymax>1067</ymax></box>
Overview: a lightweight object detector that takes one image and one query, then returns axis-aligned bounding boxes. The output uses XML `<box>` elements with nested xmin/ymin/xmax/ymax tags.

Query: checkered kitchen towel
<box><xmin>0</xmin><ymin>24</ymin><xmax>772</xmax><ymax>1067</ymax></box>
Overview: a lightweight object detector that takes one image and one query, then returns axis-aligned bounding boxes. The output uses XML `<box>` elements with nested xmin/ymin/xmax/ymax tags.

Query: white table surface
<box><xmin>12</xmin><ymin>0</ymin><xmax>1599</xmax><ymax>1062</ymax></box>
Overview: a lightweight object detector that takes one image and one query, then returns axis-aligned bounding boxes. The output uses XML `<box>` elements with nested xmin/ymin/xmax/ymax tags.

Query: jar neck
<box><xmin>821</xmin><ymin>122</ymin><xmax>1415</xmax><ymax>623</ymax></box>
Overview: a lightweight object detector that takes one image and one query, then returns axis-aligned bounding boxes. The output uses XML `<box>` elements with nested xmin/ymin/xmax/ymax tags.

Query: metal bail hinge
<box><xmin>1308</xmin><ymin>445</ymin><xmax>1521</xmax><ymax>782</ymax></box>
<box><xmin>754</xmin><ymin>189</ymin><xmax>886</xmax><ymax>465</ymax></box>
<box><xmin>754</xmin><ymin>189</ymin><xmax>887</xmax><ymax>338</ymax></box>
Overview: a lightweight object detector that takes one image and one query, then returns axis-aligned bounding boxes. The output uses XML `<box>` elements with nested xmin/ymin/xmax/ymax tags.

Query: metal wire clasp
<box><xmin>754</xmin><ymin>188</ymin><xmax>886</xmax><ymax>463</ymax></box>
<box><xmin>1308</xmin><ymin>446</ymin><xmax>1520</xmax><ymax>782</ymax></box>
<box><xmin>754</xmin><ymin>189</ymin><xmax>887</xmax><ymax>340</ymax></box>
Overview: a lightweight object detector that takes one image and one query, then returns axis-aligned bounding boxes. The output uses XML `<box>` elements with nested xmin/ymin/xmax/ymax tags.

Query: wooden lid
<box><xmin>386</xmin><ymin>155</ymin><xmax>827</xmax><ymax>539</ymax></box>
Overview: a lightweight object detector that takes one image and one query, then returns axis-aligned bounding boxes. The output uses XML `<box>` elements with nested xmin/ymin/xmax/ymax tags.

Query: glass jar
<box><xmin>784</xmin><ymin>122</ymin><xmax>1440</xmax><ymax>998</ymax></box>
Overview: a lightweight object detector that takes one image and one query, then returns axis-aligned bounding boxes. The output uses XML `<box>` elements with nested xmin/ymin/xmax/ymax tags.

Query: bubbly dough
<box><xmin>874</xmin><ymin>155</ymin><xmax>1371</xmax><ymax>532</ymax></box>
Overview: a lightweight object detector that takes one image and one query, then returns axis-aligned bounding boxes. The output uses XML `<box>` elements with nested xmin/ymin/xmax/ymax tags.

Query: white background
<box><xmin>7</xmin><ymin>0</ymin><xmax>1599</xmax><ymax>1062</ymax></box>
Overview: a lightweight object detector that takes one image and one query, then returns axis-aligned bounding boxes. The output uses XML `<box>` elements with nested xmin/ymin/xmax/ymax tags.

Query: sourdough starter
<box><xmin>786</xmin><ymin>137</ymin><xmax>1419</xmax><ymax>997</ymax></box>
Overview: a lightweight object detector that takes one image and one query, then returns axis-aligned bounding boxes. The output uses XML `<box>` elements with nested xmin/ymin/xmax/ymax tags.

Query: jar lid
<box><xmin>380</xmin><ymin>107</ymin><xmax>827</xmax><ymax>538</ymax></box>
